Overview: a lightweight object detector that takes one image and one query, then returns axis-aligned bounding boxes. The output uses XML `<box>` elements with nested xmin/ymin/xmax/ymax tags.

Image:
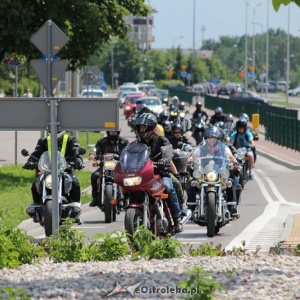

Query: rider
<box><xmin>191</xmin><ymin>101</ymin><xmax>209</xmax><ymax>122</ymax></box>
<box><xmin>89</xmin><ymin>130</ymin><xmax>129</xmax><ymax>207</ymax></box>
<box><xmin>158</xmin><ymin>111</ymin><xmax>172</xmax><ymax>138</ymax></box>
<box><xmin>230</xmin><ymin>117</ymin><xmax>255</xmax><ymax>180</ymax></box>
<box><xmin>169</xmin><ymin>96</ymin><xmax>180</xmax><ymax>111</ymax></box>
<box><xmin>187</xmin><ymin>126</ymin><xmax>240</xmax><ymax>215</ymax></box>
<box><xmin>134</xmin><ymin>113</ymin><xmax>183</xmax><ymax>232</ymax></box>
<box><xmin>23</xmin><ymin>130</ymin><xmax>84</xmax><ymax>207</ymax></box>
<box><xmin>168</xmin><ymin>123</ymin><xmax>192</xmax><ymax>149</ymax></box>
<box><xmin>209</xmin><ymin>107</ymin><xmax>227</xmax><ymax>125</ymax></box>
<box><xmin>133</xmin><ymin>100</ymin><xmax>152</xmax><ymax>115</ymax></box>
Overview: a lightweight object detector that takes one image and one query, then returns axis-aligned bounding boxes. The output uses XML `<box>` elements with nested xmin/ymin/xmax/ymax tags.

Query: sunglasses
<box><xmin>173</xmin><ymin>131</ymin><xmax>181</xmax><ymax>134</ymax></box>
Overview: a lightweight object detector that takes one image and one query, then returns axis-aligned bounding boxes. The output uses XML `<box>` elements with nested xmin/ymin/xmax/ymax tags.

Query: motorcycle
<box><xmin>22</xmin><ymin>148</ymin><xmax>86</xmax><ymax>237</ymax></box>
<box><xmin>92</xmin><ymin>152</ymin><xmax>123</xmax><ymax>223</ymax></box>
<box><xmin>114</xmin><ymin>143</ymin><xmax>191</xmax><ymax>242</ymax></box>
<box><xmin>169</xmin><ymin>109</ymin><xmax>189</xmax><ymax>133</ymax></box>
<box><xmin>190</xmin><ymin>116</ymin><xmax>206</xmax><ymax>145</ymax></box>
<box><xmin>187</xmin><ymin>140</ymin><xmax>238</xmax><ymax>238</ymax></box>
<box><xmin>234</xmin><ymin>147</ymin><xmax>248</xmax><ymax>188</ymax></box>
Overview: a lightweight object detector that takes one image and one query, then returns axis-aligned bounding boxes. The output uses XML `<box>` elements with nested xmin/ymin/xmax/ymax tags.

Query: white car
<box><xmin>80</xmin><ymin>89</ymin><xmax>106</xmax><ymax>98</ymax></box>
<box><xmin>141</xmin><ymin>96</ymin><xmax>164</xmax><ymax>115</ymax></box>
<box><xmin>288</xmin><ymin>86</ymin><xmax>300</xmax><ymax>96</ymax></box>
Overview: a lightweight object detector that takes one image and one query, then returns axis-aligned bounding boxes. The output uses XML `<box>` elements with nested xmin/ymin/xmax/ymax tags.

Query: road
<box><xmin>18</xmin><ymin>106</ymin><xmax>300</xmax><ymax>254</ymax></box>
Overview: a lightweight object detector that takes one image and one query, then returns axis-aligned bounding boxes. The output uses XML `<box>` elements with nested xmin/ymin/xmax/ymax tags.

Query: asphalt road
<box><xmin>17</xmin><ymin>106</ymin><xmax>300</xmax><ymax>254</ymax></box>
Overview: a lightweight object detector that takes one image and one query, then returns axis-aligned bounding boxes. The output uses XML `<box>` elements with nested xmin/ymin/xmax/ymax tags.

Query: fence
<box><xmin>203</xmin><ymin>94</ymin><xmax>300</xmax><ymax>151</ymax></box>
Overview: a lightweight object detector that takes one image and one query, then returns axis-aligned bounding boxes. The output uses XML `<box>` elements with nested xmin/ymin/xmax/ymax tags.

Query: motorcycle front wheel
<box><xmin>206</xmin><ymin>192</ymin><xmax>216</xmax><ymax>238</ymax></box>
<box><xmin>44</xmin><ymin>200</ymin><xmax>53</xmax><ymax>237</ymax></box>
<box><xmin>104</xmin><ymin>184</ymin><xmax>116</xmax><ymax>223</ymax></box>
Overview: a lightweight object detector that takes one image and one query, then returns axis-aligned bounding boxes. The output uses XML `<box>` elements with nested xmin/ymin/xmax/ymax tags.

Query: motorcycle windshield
<box><xmin>38</xmin><ymin>151</ymin><xmax>67</xmax><ymax>173</ymax></box>
<box><xmin>119</xmin><ymin>143</ymin><xmax>149</xmax><ymax>173</ymax></box>
<box><xmin>191</xmin><ymin>140</ymin><xmax>230</xmax><ymax>179</ymax></box>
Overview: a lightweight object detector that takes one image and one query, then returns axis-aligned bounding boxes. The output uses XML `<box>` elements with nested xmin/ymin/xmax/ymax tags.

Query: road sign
<box><xmin>31</xmin><ymin>59</ymin><xmax>69</xmax><ymax>91</ymax></box>
<box><xmin>30</xmin><ymin>20</ymin><xmax>69</xmax><ymax>56</ymax></box>
<box><xmin>181</xmin><ymin>71</ymin><xmax>187</xmax><ymax>78</ymax></box>
<box><xmin>0</xmin><ymin>98</ymin><xmax>119</xmax><ymax>131</ymax></box>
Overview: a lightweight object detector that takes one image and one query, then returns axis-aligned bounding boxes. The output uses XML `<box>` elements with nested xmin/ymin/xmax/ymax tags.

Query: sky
<box><xmin>147</xmin><ymin>0</ymin><xmax>300</xmax><ymax>49</ymax></box>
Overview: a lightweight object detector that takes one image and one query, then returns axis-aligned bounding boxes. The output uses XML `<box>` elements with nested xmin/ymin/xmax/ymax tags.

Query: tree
<box><xmin>0</xmin><ymin>0</ymin><xmax>149</xmax><ymax>71</ymax></box>
<box><xmin>272</xmin><ymin>0</ymin><xmax>300</xmax><ymax>11</ymax></box>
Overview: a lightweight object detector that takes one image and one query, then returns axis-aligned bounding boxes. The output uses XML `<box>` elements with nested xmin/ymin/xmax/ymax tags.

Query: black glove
<box><xmin>156</xmin><ymin>158</ymin><xmax>171</xmax><ymax>173</ymax></box>
<box><xmin>74</xmin><ymin>159</ymin><xmax>83</xmax><ymax>170</ymax></box>
<box><xmin>23</xmin><ymin>161</ymin><xmax>36</xmax><ymax>170</ymax></box>
<box><xmin>174</xmin><ymin>173</ymin><xmax>181</xmax><ymax>181</ymax></box>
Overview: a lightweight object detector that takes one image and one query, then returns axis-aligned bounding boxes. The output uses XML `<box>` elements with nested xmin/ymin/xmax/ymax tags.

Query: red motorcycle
<box><xmin>114</xmin><ymin>143</ymin><xmax>184</xmax><ymax>240</ymax></box>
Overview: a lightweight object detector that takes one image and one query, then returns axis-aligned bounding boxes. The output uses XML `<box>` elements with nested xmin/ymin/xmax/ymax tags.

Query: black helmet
<box><xmin>204</xmin><ymin>126</ymin><xmax>221</xmax><ymax>139</ymax></box>
<box><xmin>215</xmin><ymin>107</ymin><xmax>223</xmax><ymax>115</ymax></box>
<box><xmin>163</xmin><ymin>120</ymin><xmax>172</xmax><ymax>133</ymax></box>
<box><xmin>179</xmin><ymin>102</ymin><xmax>185</xmax><ymax>110</ymax></box>
<box><xmin>196</xmin><ymin>101</ymin><xmax>202</xmax><ymax>108</ymax></box>
<box><xmin>135</xmin><ymin>113</ymin><xmax>157</xmax><ymax>139</ymax></box>
<box><xmin>238</xmin><ymin>113</ymin><xmax>249</xmax><ymax>122</ymax></box>
<box><xmin>172</xmin><ymin>123</ymin><xmax>183</xmax><ymax>133</ymax></box>
<box><xmin>106</xmin><ymin>129</ymin><xmax>121</xmax><ymax>140</ymax></box>
<box><xmin>136</xmin><ymin>99</ymin><xmax>143</xmax><ymax>105</ymax></box>
<box><xmin>236</xmin><ymin>117</ymin><xmax>248</xmax><ymax>132</ymax></box>
<box><xmin>159</xmin><ymin>110</ymin><xmax>169</xmax><ymax>121</ymax></box>
<box><xmin>226</xmin><ymin>114</ymin><xmax>234</xmax><ymax>122</ymax></box>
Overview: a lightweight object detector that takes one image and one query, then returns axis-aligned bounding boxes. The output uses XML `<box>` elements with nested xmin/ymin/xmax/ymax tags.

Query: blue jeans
<box><xmin>163</xmin><ymin>177</ymin><xmax>181</xmax><ymax>218</ymax></box>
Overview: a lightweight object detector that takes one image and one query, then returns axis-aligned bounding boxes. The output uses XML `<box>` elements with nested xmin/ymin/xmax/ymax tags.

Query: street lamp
<box><xmin>249</xmin><ymin>2</ymin><xmax>262</xmax><ymax>87</ymax></box>
<box><xmin>172</xmin><ymin>35</ymin><xmax>184</xmax><ymax>63</ymax></box>
<box><xmin>251</xmin><ymin>21</ymin><xmax>264</xmax><ymax>84</ymax></box>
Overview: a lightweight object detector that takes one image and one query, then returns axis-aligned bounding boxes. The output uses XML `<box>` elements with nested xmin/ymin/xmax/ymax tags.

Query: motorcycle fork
<box><xmin>100</xmin><ymin>176</ymin><xmax>106</xmax><ymax>207</ymax></box>
<box><xmin>143</xmin><ymin>193</ymin><xmax>150</xmax><ymax>229</ymax></box>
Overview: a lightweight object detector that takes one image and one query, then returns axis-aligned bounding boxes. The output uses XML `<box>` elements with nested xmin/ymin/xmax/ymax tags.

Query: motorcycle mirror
<box><xmin>78</xmin><ymin>147</ymin><xmax>86</xmax><ymax>155</ymax></box>
<box><xmin>21</xmin><ymin>149</ymin><xmax>29</xmax><ymax>157</ymax></box>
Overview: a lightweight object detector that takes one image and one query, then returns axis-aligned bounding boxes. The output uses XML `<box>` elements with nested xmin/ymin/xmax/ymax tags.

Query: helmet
<box><xmin>163</xmin><ymin>120</ymin><xmax>172</xmax><ymax>133</ymax></box>
<box><xmin>159</xmin><ymin>110</ymin><xmax>169</xmax><ymax>121</ymax></box>
<box><xmin>204</xmin><ymin>126</ymin><xmax>221</xmax><ymax>139</ymax></box>
<box><xmin>154</xmin><ymin>124</ymin><xmax>165</xmax><ymax>136</ymax></box>
<box><xmin>136</xmin><ymin>99</ymin><xmax>143</xmax><ymax>105</ymax></box>
<box><xmin>215</xmin><ymin>107</ymin><xmax>223</xmax><ymax>115</ymax></box>
<box><xmin>106</xmin><ymin>129</ymin><xmax>121</xmax><ymax>140</ymax></box>
<box><xmin>47</xmin><ymin>130</ymin><xmax>65</xmax><ymax>139</ymax></box>
<box><xmin>179</xmin><ymin>102</ymin><xmax>185</xmax><ymax>110</ymax></box>
<box><xmin>172</xmin><ymin>96</ymin><xmax>179</xmax><ymax>103</ymax></box>
<box><xmin>226</xmin><ymin>114</ymin><xmax>234</xmax><ymax>122</ymax></box>
<box><xmin>135</xmin><ymin>113</ymin><xmax>157</xmax><ymax>139</ymax></box>
<box><xmin>238</xmin><ymin>113</ymin><xmax>249</xmax><ymax>122</ymax></box>
<box><xmin>196</xmin><ymin>101</ymin><xmax>202</xmax><ymax>109</ymax></box>
<box><xmin>236</xmin><ymin>117</ymin><xmax>248</xmax><ymax>132</ymax></box>
<box><xmin>172</xmin><ymin>123</ymin><xmax>183</xmax><ymax>134</ymax></box>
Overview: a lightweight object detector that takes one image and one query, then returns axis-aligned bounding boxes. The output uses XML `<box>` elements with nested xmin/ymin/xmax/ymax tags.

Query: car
<box><xmin>80</xmin><ymin>89</ymin><xmax>106</xmax><ymax>98</ymax></box>
<box><xmin>230</xmin><ymin>91</ymin><xmax>272</xmax><ymax>105</ymax></box>
<box><xmin>288</xmin><ymin>86</ymin><xmax>300</xmax><ymax>96</ymax></box>
<box><xmin>151</xmin><ymin>89</ymin><xmax>169</xmax><ymax>105</ymax></box>
<box><xmin>123</xmin><ymin>94</ymin><xmax>143</xmax><ymax>118</ymax></box>
<box><xmin>217</xmin><ymin>84</ymin><xmax>230</xmax><ymax>96</ymax></box>
<box><xmin>119</xmin><ymin>85</ymin><xmax>139</xmax><ymax>93</ymax></box>
<box><xmin>140</xmin><ymin>96</ymin><xmax>164</xmax><ymax>116</ymax></box>
<box><xmin>255</xmin><ymin>82</ymin><xmax>278</xmax><ymax>93</ymax></box>
<box><xmin>118</xmin><ymin>91</ymin><xmax>143</xmax><ymax>108</ymax></box>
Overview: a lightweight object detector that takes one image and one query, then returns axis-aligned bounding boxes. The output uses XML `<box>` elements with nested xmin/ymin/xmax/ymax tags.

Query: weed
<box><xmin>1</xmin><ymin>286</ymin><xmax>30</xmax><ymax>300</ymax></box>
<box><xmin>87</xmin><ymin>230</ymin><xmax>129</xmax><ymax>261</ymax></box>
<box><xmin>188</xmin><ymin>242</ymin><xmax>225</xmax><ymax>257</ymax></box>
<box><xmin>41</xmin><ymin>218</ymin><xmax>87</xmax><ymax>263</ymax></box>
<box><xmin>179</xmin><ymin>266</ymin><xmax>224</xmax><ymax>300</ymax></box>
<box><xmin>130</xmin><ymin>227</ymin><xmax>185</xmax><ymax>260</ymax></box>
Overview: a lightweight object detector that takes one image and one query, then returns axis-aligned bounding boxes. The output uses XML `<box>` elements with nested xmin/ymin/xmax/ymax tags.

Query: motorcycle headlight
<box><xmin>206</xmin><ymin>171</ymin><xmax>218</xmax><ymax>182</ymax></box>
<box><xmin>104</xmin><ymin>161</ymin><xmax>116</xmax><ymax>170</ymax></box>
<box><xmin>193</xmin><ymin>169</ymin><xmax>202</xmax><ymax>178</ymax></box>
<box><xmin>171</xmin><ymin>111</ymin><xmax>177</xmax><ymax>116</ymax></box>
<box><xmin>123</xmin><ymin>176</ymin><xmax>142</xmax><ymax>186</ymax></box>
<box><xmin>179</xmin><ymin>112</ymin><xmax>185</xmax><ymax>118</ymax></box>
<box><xmin>45</xmin><ymin>174</ymin><xmax>52</xmax><ymax>189</ymax></box>
<box><xmin>64</xmin><ymin>174</ymin><xmax>73</xmax><ymax>193</ymax></box>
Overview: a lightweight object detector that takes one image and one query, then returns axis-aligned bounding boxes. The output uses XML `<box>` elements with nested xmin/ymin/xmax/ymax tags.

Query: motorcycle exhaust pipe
<box><xmin>180</xmin><ymin>209</ymin><xmax>192</xmax><ymax>225</ymax></box>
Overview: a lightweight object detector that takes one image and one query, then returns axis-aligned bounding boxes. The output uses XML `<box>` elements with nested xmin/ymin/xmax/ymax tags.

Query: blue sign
<box><xmin>99</xmin><ymin>71</ymin><xmax>104</xmax><ymax>81</ymax></box>
<box><xmin>41</xmin><ymin>54</ymin><xmax>59</xmax><ymax>61</ymax></box>
<box><xmin>181</xmin><ymin>71</ymin><xmax>187</xmax><ymax>78</ymax></box>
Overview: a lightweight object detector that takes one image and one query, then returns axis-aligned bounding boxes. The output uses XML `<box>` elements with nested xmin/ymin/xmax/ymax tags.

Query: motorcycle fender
<box><xmin>206</xmin><ymin>186</ymin><xmax>217</xmax><ymax>192</ymax></box>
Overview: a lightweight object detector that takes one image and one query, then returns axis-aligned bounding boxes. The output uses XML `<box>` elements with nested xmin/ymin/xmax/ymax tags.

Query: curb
<box><xmin>256</xmin><ymin>148</ymin><xmax>300</xmax><ymax>170</ymax></box>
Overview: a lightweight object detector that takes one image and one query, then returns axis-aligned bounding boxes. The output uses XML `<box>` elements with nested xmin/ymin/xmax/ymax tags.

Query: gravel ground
<box><xmin>0</xmin><ymin>255</ymin><xmax>300</xmax><ymax>299</ymax></box>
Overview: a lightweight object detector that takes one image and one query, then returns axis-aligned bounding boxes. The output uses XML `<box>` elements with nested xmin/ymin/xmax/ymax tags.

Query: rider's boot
<box><xmin>173</xmin><ymin>216</ymin><xmax>183</xmax><ymax>233</ymax></box>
